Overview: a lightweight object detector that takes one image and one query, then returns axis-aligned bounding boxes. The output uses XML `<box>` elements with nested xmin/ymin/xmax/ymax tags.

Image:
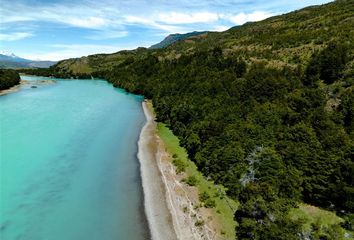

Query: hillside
<box><xmin>36</xmin><ymin>0</ymin><xmax>353</xmax><ymax>77</ymax></box>
<box><xmin>149</xmin><ymin>31</ymin><xmax>208</xmax><ymax>49</ymax></box>
<box><xmin>23</xmin><ymin>0</ymin><xmax>354</xmax><ymax>238</ymax></box>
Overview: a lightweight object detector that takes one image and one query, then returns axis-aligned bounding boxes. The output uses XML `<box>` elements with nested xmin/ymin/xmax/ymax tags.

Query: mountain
<box><xmin>149</xmin><ymin>31</ymin><xmax>208</xmax><ymax>49</ymax></box>
<box><xmin>27</xmin><ymin>61</ymin><xmax>58</xmax><ymax>68</ymax></box>
<box><xmin>37</xmin><ymin>0</ymin><xmax>353</xmax><ymax>77</ymax></box>
<box><xmin>22</xmin><ymin>0</ymin><xmax>354</xmax><ymax>238</ymax></box>
<box><xmin>0</xmin><ymin>53</ymin><xmax>56</xmax><ymax>69</ymax></box>
<box><xmin>0</xmin><ymin>52</ymin><xmax>30</xmax><ymax>63</ymax></box>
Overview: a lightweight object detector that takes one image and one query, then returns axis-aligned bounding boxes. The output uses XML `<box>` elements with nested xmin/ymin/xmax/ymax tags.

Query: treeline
<box><xmin>0</xmin><ymin>69</ymin><xmax>20</xmax><ymax>90</ymax></box>
<box><xmin>103</xmin><ymin>44</ymin><xmax>354</xmax><ymax>238</ymax></box>
<box><xmin>19</xmin><ymin>67</ymin><xmax>91</xmax><ymax>79</ymax></box>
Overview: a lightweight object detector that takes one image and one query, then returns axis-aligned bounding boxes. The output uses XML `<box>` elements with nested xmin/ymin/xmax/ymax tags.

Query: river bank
<box><xmin>0</xmin><ymin>79</ymin><xmax>55</xmax><ymax>96</ymax></box>
<box><xmin>0</xmin><ymin>80</ymin><xmax>28</xmax><ymax>96</ymax></box>
<box><xmin>139</xmin><ymin>101</ymin><xmax>237</xmax><ymax>240</ymax></box>
<box><xmin>137</xmin><ymin>101</ymin><xmax>177</xmax><ymax>240</ymax></box>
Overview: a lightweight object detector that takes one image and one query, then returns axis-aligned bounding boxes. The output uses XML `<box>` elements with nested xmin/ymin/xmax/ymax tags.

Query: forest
<box><xmin>0</xmin><ymin>69</ymin><xmax>20</xmax><ymax>90</ymax></box>
<box><xmin>20</xmin><ymin>0</ymin><xmax>354</xmax><ymax>238</ymax></box>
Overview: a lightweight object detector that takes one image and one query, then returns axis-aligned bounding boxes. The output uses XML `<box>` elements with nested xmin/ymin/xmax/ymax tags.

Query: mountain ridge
<box><xmin>0</xmin><ymin>53</ymin><xmax>31</xmax><ymax>63</ymax></box>
<box><xmin>149</xmin><ymin>31</ymin><xmax>209</xmax><ymax>49</ymax></box>
<box><xmin>37</xmin><ymin>0</ymin><xmax>353</xmax><ymax>77</ymax></box>
<box><xmin>0</xmin><ymin>53</ymin><xmax>56</xmax><ymax>68</ymax></box>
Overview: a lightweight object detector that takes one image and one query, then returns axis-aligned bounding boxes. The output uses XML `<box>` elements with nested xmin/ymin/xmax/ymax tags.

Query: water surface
<box><xmin>0</xmin><ymin>76</ymin><xmax>149</xmax><ymax>240</ymax></box>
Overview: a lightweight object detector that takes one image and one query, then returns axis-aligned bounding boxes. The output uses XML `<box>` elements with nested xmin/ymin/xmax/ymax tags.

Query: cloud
<box><xmin>123</xmin><ymin>10</ymin><xmax>274</xmax><ymax>34</ymax></box>
<box><xmin>26</xmin><ymin>44</ymin><xmax>120</xmax><ymax>61</ymax></box>
<box><xmin>0</xmin><ymin>32</ymin><xmax>34</xmax><ymax>41</ymax></box>
<box><xmin>226</xmin><ymin>11</ymin><xmax>275</xmax><ymax>25</ymax></box>
<box><xmin>1</xmin><ymin>0</ymin><xmax>330</xmax><ymax>60</ymax></box>
<box><xmin>1</xmin><ymin>2</ymin><xmax>130</xmax><ymax>41</ymax></box>
<box><xmin>1</xmin><ymin>1</ymin><xmax>275</xmax><ymax>37</ymax></box>
<box><xmin>211</xmin><ymin>25</ymin><xmax>231</xmax><ymax>32</ymax></box>
<box><xmin>124</xmin><ymin>16</ymin><xmax>185</xmax><ymax>33</ymax></box>
<box><xmin>86</xmin><ymin>30</ymin><xmax>129</xmax><ymax>40</ymax></box>
<box><xmin>157</xmin><ymin>12</ymin><xmax>219</xmax><ymax>24</ymax></box>
<box><xmin>1</xmin><ymin>3</ymin><xmax>113</xmax><ymax>29</ymax></box>
<box><xmin>64</xmin><ymin>17</ymin><xmax>107</xmax><ymax>28</ymax></box>
<box><xmin>124</xmin><ymin>12</ymin><xmax>225</xmax><ymax>34</ymax></box>
<box><xmin>21</xmin><ymin>43</ymin><xmax>149</xmax><ymax>61</ymax></box>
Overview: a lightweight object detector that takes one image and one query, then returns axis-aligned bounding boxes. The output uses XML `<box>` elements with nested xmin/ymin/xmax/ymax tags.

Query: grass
<box><xmin>289</xmin><ymin>203</ymin><xmax>353</xmax><ymax>239</ymax></box>
<box><xmin>156</xmin><ymin>122</ymin><xmax>238</xmax><ymax>239</ymax></box>
<box><xmin>151</xmin><ymin>101</ymin><xmax>351</xmax><ymax>239</ymax></box>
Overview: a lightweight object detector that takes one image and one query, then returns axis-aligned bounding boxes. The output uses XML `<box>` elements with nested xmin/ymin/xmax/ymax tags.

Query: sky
<box><xmin>0</xmin><ymin>0</ymin><xmax>333</xmax><ymax>61</ymax></box>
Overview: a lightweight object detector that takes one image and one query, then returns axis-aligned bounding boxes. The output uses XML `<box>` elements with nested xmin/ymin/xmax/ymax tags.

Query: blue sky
<box><xmin>0</xmin><ymin>0</ymin><xmax>332</xmax><ymax>61</ymax></box>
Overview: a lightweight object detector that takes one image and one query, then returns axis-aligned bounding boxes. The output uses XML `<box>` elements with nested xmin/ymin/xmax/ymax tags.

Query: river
<box><xmin>0</xmin><ymin>76</ymin><xmax>149</xmax><ymax>240</ymax></box>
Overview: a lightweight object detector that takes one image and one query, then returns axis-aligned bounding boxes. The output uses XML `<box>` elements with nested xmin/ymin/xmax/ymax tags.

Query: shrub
<box><xmin>172</xmin><ymin>158</ymin><xmax>186</xmax><ymax>174</ymax></box>
<box><xmin>199</xmin><ymin>191</ymin><xmax>210</xmax><ymax>202</ymax></box>
<box><xmin>195</xmin><ymin>219</ymin><xmax>205</xmax><ymax>227</ymax></box>
<box><xmin>204</xmin><ymin>199</ymin><xmax>216</xmax><ymax>208</ymax></box>
<box><xmin>184</xmin><ymin>176</ymin><xmax>198</xmax><ymax>186</ymax></box>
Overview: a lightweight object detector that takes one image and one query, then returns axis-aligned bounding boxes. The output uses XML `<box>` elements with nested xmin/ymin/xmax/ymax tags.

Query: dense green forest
<box><xmin>0</xmin><ymin>69</ymin><xmax>20</xmax><ymax>90</ymax></box>
<box><xmin>21</xmin><ymin>0</ymin><xmax>354</xmax><ymax>238</ymax></box>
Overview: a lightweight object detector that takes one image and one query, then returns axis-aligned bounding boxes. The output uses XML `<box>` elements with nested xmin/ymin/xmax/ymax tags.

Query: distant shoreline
<box><xmin>0</xmin><ymin>80</ymin><xmax>27</xmax><ymax>96</ymax></box>
<box><xmin>0</xmin><ymin>79</ymin><xmax>56</xmax><ymax>96</ymax></box>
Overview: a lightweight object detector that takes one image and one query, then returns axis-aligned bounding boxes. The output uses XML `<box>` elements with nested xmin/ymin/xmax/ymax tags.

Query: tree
<box><xmin>305</xmin><ymin>42</ymin><xmax>349</xmax><ymax>85</ymax></box>
<box><xmin>0</xmin><ymin>69</ymin><xmax>20</xmax><ymax>90</ymax></box>
<box><xmin>319</xmin><ymin>42</ymin><xmax>348</xmax><ymax>84</ymax></box>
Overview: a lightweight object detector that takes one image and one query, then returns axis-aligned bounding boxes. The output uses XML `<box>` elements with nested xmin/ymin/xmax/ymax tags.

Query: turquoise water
<box><xmin>0</xmin><ymin>76</ymin><xmax>149</xmax><ymax>240</ymax></box>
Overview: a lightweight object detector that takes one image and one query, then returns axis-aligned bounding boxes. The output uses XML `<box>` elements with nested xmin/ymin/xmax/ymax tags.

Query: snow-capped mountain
<box><xmin>0</xmin><ymin>52</ymin><xmax>56</xmax><ymax>68</ymax></box>
<box><xmin>0</xmin><ymin>51</ymin><xmax>31</xmax><ymax>63</ymax></box>
<box><xmin>0</xmin><ymin>51</ymin><xmax>17</xmax><ymax>57</ymax></box>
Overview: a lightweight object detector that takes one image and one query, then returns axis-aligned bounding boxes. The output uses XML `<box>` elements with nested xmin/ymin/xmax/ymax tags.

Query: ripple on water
<box><xmin>0</xmin><ymin>77</ymin><xmax>149</xmax><ymax>240</ymax></box>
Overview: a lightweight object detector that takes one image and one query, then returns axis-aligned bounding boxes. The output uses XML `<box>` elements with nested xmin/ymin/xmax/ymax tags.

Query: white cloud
<box><xmin>86</xmin><ymin>30</ymin><xmax>129</xmax><ymax>40</ymax></box>
<box><xmin>21</xmin><ymin>43</ymin><xmax>150</xmax><ymax>61</ymax></box>
<box><xmin>157</xmin><ymin>12</ymin><xmax>219</xmax><ymax>24</ymax></box>
<box><xmin>22</xmin><ymin>44</ymin><xmax>119</xmax><ymax>61</ymax></box>
<box><xmin>0</xmin><ymin>32</ymin><xmax>34</xmax><ymax>41</ymax></box>
<box><xmin>1</xmin><ymin>3</ymin><xmax>113</xmax><ymax>29</ymax></box>
<box><xmin>226</xmin><ymin>11</ymin><xmax>274</xmax><ymax>25</ymax></box>
<box><xmin>124</xmin><ymin>16</ymin><xmax>154</xmax><ymax>26</ymax></box>
<box><xmin>212</xmin><ymin>25</ymin><xmax>230</xmax><ymax>32</ymax></box>
<box><xmin>123</xmin><ymin>10</ymin><xmax>274</xmax><ymax>34</ymax></box>
<box><xmin>1</xmin><ymin>2</ymin><xmax>226</xmax><ymax>35</ymax></box>
<box><xmin>1</xmin><ymin>3</ymin><xmax>130</xmax><ymax>40</ymax></box>
<box><xmin>0</xmin><ymin>0</ymin><xmax>333</xmax><ymax>65</ymax></box>
<box><xmin>1</xmin><ymin>1</ymin><xmax>274</xmax><ymax>38</ymax></box>
<box><xmin>64</xmin><ymin>17</ymin><xmax>107</xmax><ymax>28</ymax></box>
<box><xmin>124</xmin><ymin>16</ymin><xmax>185</xmax><ymax>33</ymax></box>
<box><xmin>124</xmin><ymin>12</ymin><xmax>221</xmax><ymax>33</ymax></box>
